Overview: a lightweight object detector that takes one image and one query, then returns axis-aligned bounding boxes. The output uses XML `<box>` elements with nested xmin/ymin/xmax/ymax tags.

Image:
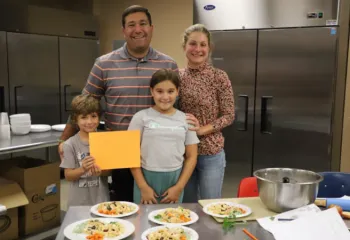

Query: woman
<box><xmin>179</xmin><ymin>24</ymin><xmax>235</xmax><ymax>202</ymax></box>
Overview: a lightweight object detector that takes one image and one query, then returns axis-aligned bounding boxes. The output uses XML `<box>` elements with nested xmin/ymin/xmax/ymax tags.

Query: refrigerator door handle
<box><xmin>63</xmin><ymin>84</ymin><xmax>71</xmax><ymax>112</ymax></box>
<box><xmin>261</xmin><ymin>96</ymin><xmax>273</xmax><ymax>134</ymax></box>
<box><xmin>237</xmin><ymin>94</ymin><xmax>249</xmax><ymax>131</ymax></box>
<box><xmin>14</xmin><ymin>85</ymin><xmax>23</xmax><ymax>114</ymax></box>
<box><xmin>0</xmin><ymin>86</ymin><xmax>5</xmax><ymax>112</ymax></box>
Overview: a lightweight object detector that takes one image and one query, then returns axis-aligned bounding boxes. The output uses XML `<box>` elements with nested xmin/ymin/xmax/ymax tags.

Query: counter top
<box><xmin>0</xmin><ymin>131</ymin><xmax>62</xmax><ymax>155</ymax></box>
<box><xmin>56</xmin><ymin>204</ymin><xmax>275</xmax><ymax>240</ymax></box>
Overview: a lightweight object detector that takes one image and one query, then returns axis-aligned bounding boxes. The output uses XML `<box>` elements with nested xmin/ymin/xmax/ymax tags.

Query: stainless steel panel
<box><xmin>7</xmin><ymin>32</ymin><xmax>60</xmax><ymax>125</ymax></box>
<box><xmin>7</xmin><ymin>33</ymin><xmax>60</xmax><ymax>160</ymax></box>
<box><xmin>0</xmin><ymin>31</ymin><xmax>10</xmax><ymax>161</ymax></box>
<box><xmin>0</xmin><ymin>2</ymin><xmax>98</xmax><ymax>38</ymax></box>
<box><xmin>194</xmin><ymin>0</ymin><xmax>338</xmax><ymax>30</ymax></box>
<box><xmin>253</xmin><ymin>27</ymin><xmax>337</xmax><ymax>172</ymax></box>
<box><xmin>211</xmin><ymin>30</ymin><xmax>257</xmax><ymax>196</ymax></box>
<box><xmin>59</xmin><ymin>37</ymin><xmax>99</xmax><ymax>122</ymax></box>
<box><xmin>0</xmin><ymin>31</ymin><xmax>9</xmax><ymax>113</ymax></box>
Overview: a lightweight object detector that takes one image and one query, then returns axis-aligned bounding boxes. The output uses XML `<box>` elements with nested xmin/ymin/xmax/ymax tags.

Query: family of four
<box><xmin>59</xmin><ymin>5</ymin><xmax>235</xmax><ymax>208</ymax></box>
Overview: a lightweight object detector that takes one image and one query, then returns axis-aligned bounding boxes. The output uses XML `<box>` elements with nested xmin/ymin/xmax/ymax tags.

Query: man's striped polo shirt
<box><xmin>83</xmin><ymin>43</ymin><xmax>178</xmax><ymax>130</ymax></box>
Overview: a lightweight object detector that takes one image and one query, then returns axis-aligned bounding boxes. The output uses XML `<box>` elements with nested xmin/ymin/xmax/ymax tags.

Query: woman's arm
<box><xmin>198</xmin><ymin>70</ymin><xmax>235</xmax><ymax>136</ymax></box>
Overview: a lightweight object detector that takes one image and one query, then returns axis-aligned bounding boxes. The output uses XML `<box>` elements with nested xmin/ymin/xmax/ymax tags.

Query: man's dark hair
<box><xmin>122</xmin><ymin>5</ymin><xmax>152</xmax><ymax>28</ymax></box>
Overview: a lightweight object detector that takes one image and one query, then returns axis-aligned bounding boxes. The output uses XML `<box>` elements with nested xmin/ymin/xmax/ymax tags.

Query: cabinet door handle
<box><xmin>237</xmin><ymin>94</ymin><xmax>249</xmax><ymax>131</ymax></box>
<box><xmin>261</xmin><ymin>96</ymin><xmax>273</xmax><ymax>134</ymax></box>
<box><xmin>0</xmin><ymin>86</ymin><xmax>5</xmax><ymax>112</ymax></box>
<box><xmin>64</xmin><ymin>84</ymin><xmax>71</xmax><ymax>112</ymax></box>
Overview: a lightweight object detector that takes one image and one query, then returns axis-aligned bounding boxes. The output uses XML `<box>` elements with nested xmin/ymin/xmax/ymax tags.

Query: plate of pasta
<box><xmin>91</xmin><ymin>201</ymin><xmax>139</xmax><ymax>218</ymax></box>
<box><xmin>141</xmin><ymin>226</ymin><xmax>199</xmax><ymax>240</ymax></box>
<box><xmin>63</xmin><ymin>218</ymin><xmax>135</xmax><ymax>240</ymax></box>
<box><xmin>203</xmin><ymin>202</ymin><xmax>252</xmax><ymax>218</ymax></box>
<box><xmin>148</xmin><ymin>206</ymin><xmax>199</xmax><ymax>226</ymax></box>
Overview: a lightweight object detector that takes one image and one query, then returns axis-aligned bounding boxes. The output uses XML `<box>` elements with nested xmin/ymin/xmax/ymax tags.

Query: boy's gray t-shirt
<box><xmin>128</xmin><ymin>107</ymin><xmax>199</xmax><ymax>172</ymax></box>
<box><xmin>60</xmin><ymin>133</ymin><xmax>109</xmax><ymax>207</ymax></box>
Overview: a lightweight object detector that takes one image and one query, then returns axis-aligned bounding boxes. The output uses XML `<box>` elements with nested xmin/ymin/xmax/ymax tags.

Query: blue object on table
<box><xmin>317</xmin><ymin>172</ymin><xmax>350</xmax><ymax>198</ymax></box>
<box><xmin>323</xmin><ymin>198</ymin><xmax>350</xmax><ymax>211</ymax></box>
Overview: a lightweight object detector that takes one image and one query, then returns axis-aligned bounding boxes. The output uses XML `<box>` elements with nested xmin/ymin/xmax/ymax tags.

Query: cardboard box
<box><xmin>0</xmin><ymin>157</ymin><xmax>61</xmax><ymax>236</ymax></box>
<box><xmin>0</xmin><ymin>178</ymin><xmax>29</xmax><ymax>240</ymax></box>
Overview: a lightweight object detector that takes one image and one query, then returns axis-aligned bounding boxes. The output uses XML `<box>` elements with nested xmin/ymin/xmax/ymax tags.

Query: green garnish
<box><xmin>222</xmin><ymin>212</ymin><xmax>236</xmax><ymax>232</ymax></box>
<box><xmin>270</xmin><ymin>216</ymin><xmax>275</xmax><ymax>221</ymax></box>
<box><xmin>154</xmin><ymin>215</ymin><xmax>162</xmax><ymax>220</ymax></box>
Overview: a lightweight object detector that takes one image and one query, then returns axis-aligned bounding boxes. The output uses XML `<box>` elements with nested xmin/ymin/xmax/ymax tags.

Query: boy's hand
<box><xmin>91</xmin><ymin>164</ymin><xmax>102</xmax><ymax>177</ymax></box>
<box><xmin>82</xmin><ymin>156</ymin><xmax>95</xmax><ymax>172</ymax></box>
<box><xmin>160</xmin><ymin>185</ymin><xmax>182</xmax><ymax>204</ymax></box>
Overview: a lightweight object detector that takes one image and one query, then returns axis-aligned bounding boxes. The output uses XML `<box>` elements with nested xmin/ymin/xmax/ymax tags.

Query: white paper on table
<box><xmin>257</xmin><ymin>204</ymin><xmax>321</xmax><ymax>233</ymax></box>
<box><xmin>271</xmin><ymin>208</ymin><xmax>350</xmax><ymax>240</ymax></box>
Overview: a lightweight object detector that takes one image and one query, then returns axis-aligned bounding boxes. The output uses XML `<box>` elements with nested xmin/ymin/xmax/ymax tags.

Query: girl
<box><xmin>179</xmin><ymin>24</ymin><xmax>235</xmax><ymax>202</ymax></box>
<box><xmin>60</xmin><ymin>94</ymin><xmax>110</xmax><ymax>207</ymax></box>
<box><xmin>129</xmin><ymin>69</ymin><xmax>199</xmax><ymax>204</ymax></box>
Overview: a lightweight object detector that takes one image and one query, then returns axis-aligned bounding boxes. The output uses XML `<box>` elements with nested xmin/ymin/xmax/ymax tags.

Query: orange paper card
<box><xmin>89</xmin><ymin>130</ymin><xmax>141</xmax><ymax>170</ymax></box>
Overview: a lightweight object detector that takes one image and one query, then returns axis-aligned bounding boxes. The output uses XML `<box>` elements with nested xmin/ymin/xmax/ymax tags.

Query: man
<box><xmin>58</xmin><ymin>5</ymin><xmax>198</xmax><ymax>202</ymax></box>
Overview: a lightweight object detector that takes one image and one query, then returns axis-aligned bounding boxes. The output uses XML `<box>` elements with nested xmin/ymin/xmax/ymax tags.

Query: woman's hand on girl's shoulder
<box><xmin>186</xmin><ymin>113</ymin><xmax>200</xmax><ymax>131</ymax></box>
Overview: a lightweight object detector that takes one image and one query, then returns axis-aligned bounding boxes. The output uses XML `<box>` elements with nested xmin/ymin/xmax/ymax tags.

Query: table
<box><xmin>56</xmin><ymin>204</ymin><xmax>276</xmax><ymax>240</ymax></box>
<box><xmin>0</xmin><ymin>131</ymin><xmax>62</xmax><ymax>156</ymax></box>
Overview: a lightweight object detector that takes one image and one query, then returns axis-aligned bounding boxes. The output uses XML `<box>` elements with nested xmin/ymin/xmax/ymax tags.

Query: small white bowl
<box><xmin>10</xmin><ymin>121</ymin><xmax>31</xmax><ymax>126</ymax></box>
<box><xmin>11</xmin><ymin>125</ymin><xmax>31</xmax><ymax>135</ymax></box>
<box><xmin>9</xmin><ymin>113</ymin><xmax>31</xmax><ymax>119</ymax></box>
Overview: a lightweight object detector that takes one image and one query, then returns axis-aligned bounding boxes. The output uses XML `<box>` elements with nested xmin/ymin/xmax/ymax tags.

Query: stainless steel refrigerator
<box><xmin>211</xmin><ymin>27</ymin><xmax>337</xmax><ymax>195</ymax></box>
<box><xmin>194</xmin><ymin>0</ymin><xmax>339</xmax><ymax>196</ymax></box>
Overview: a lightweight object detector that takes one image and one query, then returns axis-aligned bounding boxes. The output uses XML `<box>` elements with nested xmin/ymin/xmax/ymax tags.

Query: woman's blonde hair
<box><xmin>71</xmin><ymin>94</ymin><xmax>100</xmax><ymax>124</ymax></box>
<box><xmin>182</xmin><ymin>24</ymin><xmax>213</xmax><ymax>48</ymax></box>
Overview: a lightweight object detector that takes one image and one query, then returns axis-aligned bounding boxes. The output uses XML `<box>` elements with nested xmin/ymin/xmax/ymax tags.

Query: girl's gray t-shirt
<box><xmin>128</xmin><ymin>107</ymin><xmax>199</xmax><ymax>172</ymax></box>
<box><xmin>60</xmin><ymin>133</ymin><xmax>109</xmax><ymax>207</ymax></box>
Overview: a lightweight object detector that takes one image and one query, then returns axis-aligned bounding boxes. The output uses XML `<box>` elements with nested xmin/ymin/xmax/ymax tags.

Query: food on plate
<box><xmin>208</xmin><ymin>203</ymin><xmax>246</xmax><ymax>216</ymax></box>
<box><xmin>153</xmin><ymin>207</ymin><xmax>191</xmax><ymax>223</ymax></box>
<box><xmin>86</xmin><ymin>232</ymin><xmax>104</xmax><ymax>240</ymax></box>
<box><xmin>97</xmin><ymin>201</ymin><xmax>135</xmax><ymax>215</ymax></box>
<box><xmin>73</xmin><ymin>219</ymin><xmax>124</xmax><ymax>238</ymax></box>
<box><xmin>146</xmin><ymin>227</ymin><xmax>188</xmax><ymax>240</ymax></box>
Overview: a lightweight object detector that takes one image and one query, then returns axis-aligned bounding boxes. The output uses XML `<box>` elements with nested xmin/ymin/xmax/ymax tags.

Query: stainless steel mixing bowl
<box><xmin>253</xmin><ymin>168</ymin><xmax>324</xmax><ymax>213</ymax></box>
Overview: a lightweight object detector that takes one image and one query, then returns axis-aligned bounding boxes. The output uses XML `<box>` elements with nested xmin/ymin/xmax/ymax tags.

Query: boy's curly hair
<box><xmin>70</xmin><ymin>94</ymin><xmax>100</xmax><ymax>125</ymax></box>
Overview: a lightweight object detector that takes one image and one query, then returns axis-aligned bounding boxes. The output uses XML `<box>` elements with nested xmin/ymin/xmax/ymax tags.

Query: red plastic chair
<box><xmin>237</xmin><ymin>177</ymin><xmax>259</xmax><ymax>198</ymax></box>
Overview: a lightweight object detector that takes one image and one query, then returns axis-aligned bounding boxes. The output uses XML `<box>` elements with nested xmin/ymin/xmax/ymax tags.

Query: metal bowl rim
<box><xmin>253</xmin><ymin>168</ymin><xmax>324</xmax><ymax>185</ymax></box>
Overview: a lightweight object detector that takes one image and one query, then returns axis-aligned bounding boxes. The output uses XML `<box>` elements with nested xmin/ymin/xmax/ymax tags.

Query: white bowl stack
<box><xmin>10</xmin><ymin>114</ymin><xmax>31</xmax><ymax>135</ymax></box>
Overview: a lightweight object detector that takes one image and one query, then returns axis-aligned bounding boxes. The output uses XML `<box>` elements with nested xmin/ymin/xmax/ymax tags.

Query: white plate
<box><xmin>30</xmin><ymin>124</ymin><xmax>51</xmax><ymax>133</ymax></box>
<box><xmin>148</xmin><ymin>207</ymin><xmax>199</xmax><ymax>226</ymax></box>
<box><xmin>51</xmin><ymin>124</ymin><xmax>66</xmax><ymax>132</ymax></box>
<box><xmin>141</xmin><ymin>225</ymin><xmax>199</xmax><ymax>240</ymax></box>
<box><xmin>90</xmin><ymin>201</ymin><xmax>139</xmax><ymax>218</ymax></box>
<box><xmin>63</xmin><ymin>218</ymin><xmax>135</xmax><ymax>240</ymax></box>
<box><xmin>203</xmin><ymin>201</ymin><xmax>252</xmax><ymax>218</ymax></box>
